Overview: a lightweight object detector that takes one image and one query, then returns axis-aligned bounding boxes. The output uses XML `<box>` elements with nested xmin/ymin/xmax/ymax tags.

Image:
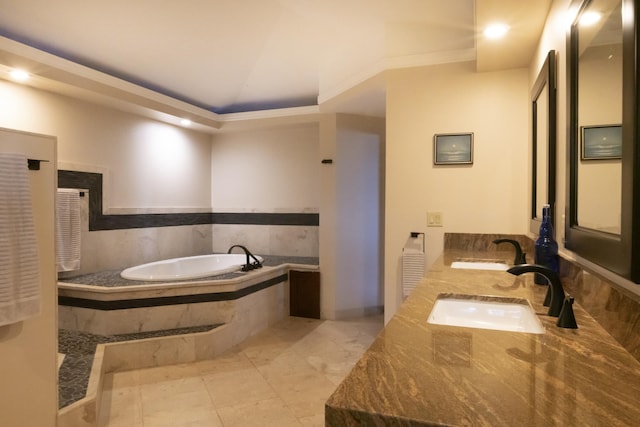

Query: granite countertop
<box><xmin>326</xmin><ymin>250</ymin><xmax>640</xmax><ymax>426</ymax></box>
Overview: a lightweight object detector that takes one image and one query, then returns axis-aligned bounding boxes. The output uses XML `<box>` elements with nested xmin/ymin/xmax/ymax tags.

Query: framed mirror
<box><xmin>530</xmin><ymin>50</ymin><xmax>557</xmax><ymax>234</ymax></box>
<box><xmin>566</xmin><ymin>0</ymin><xmax>640</xmax><ymax>283</ymax></box>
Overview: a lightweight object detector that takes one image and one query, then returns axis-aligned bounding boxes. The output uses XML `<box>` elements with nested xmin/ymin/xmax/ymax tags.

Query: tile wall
<box><xmin>57</xmin><ymin>170</ymin><xmax>319</xmax><ymax>277</ymax></box>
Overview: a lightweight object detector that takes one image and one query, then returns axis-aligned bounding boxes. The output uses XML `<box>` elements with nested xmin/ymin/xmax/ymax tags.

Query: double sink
<box><xmin>426</xmin><ymin>259</ymin><xmax>545</xmax><ymax>334</ymax></box>
<box><xmin>427</xmin><ymin>293</ymin><xmax>544</xmax><ymax>334</ymax></box>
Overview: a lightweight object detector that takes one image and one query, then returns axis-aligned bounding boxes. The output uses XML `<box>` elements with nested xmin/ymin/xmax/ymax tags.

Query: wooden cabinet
<box><xmin>289</xmin><ymin>270</ymin><xmax>320</xmax><ymax>319</ymax></box>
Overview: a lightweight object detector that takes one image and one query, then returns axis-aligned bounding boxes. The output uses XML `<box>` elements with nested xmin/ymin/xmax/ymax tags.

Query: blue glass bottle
<box><xmin>534</xmin><ymin>204</ymin><xmax>559</xmax><ymax>285</ymax></box>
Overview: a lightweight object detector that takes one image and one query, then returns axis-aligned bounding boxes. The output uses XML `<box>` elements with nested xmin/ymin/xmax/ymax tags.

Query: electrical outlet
<box><xmin>427</xmin><ymin>211</ymin><xmax>443</xmax><ymax>227</ymax></box>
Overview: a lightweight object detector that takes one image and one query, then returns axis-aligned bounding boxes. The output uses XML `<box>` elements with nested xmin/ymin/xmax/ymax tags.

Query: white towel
<box><xmin>56</xmin><ymin>189</ymin><xmax>81</xmax><ymax>272</ymax></box>
<box><xmin>402</xmin><ymin>248</ymin><xmax>425</xmax><ymax>298</ymax></box>
<box><xmin>0</xmin><ymin>153</ymin><xmax>41</xmax><ymax>326</ymax></box>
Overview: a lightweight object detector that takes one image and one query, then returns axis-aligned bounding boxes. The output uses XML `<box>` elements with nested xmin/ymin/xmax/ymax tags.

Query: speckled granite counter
<box><xmin>326</xmin><ymin>250</ymin><xmax>640</xmax><ymax>426</ymax></box>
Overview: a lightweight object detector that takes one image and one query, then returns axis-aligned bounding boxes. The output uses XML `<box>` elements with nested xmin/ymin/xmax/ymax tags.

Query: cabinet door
<box><xmin>289</xmin><ymin>270</ymin><xmax>320</xmax><ymax>319</ymax></box>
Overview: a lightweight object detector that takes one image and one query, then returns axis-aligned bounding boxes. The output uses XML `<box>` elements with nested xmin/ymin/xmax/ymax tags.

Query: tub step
<box><xmin>58</xmin><ymin>324</ymin><xmax>222</xmax><ymax>408</ymax></box>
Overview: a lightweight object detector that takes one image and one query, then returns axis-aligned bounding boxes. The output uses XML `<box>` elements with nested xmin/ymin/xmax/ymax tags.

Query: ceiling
<box><xmin>0</xmin><ymin>0</ymin><xmax>551</xmax><ymax>129</ymax></box>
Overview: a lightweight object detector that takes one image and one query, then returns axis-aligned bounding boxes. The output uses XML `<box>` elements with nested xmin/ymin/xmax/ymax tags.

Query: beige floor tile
<box><xmin>270</xmin><ymin>317</ymin><xmax>323</xmax><ymax>342</ymax></box>
<box><xmin>253</xmin><ymin>348</ymin><xmax>317</xmax><ymax>382</ymax></box>
<box><xmin>193</xmin><ymin>349</ymin><xmax>253</xmax><ymax>375</ymax></box>
<box><xmin>304</xmin><ymin>351</ymin><xmax>359</xmax><ymax>377</ymax></box>
<box><xmin>98</xmin><ymin>315</ymin><xmax>384</xmax><ymax>427</ymax></box>
<box><xmin>216</xmin><ymin>397</ymin><xmax>301</xmax><ymax>427</ymax></box>
<box><xmin>238</xmin><ymin>333</ymin><xmax>293</xmax><ymax>367</ymax></box>
<box><xmin>142</xmin><ymin>406</ymin><xmax>222</xmax><ymax>427</ymax></box>
<box><xmin>136</xmin><ymin>362</ymin><xmax>201</xmax><ymax>385</ymax></box>
<box><xmin>269</xmin><ymin>370</ymin><xmax>338</xmax><ymax>418</ymax></box>
<box><xmin>203</xmin><ymin>366</ymin><xmax>277</xmax><ymax>409</ymax></box>
<box><xmin>140</xmin><ymin>377</ymin><xmax>212</xmax><ymax>414</ymax></box>
<box><xmin>298</xmin><ymin>413</ymin><xmax>326</xmax><ymax>427</ymax></box>
<box><xmin>99</xmin><ymin>375</ymin><xmax>143</xmax><ymax>427</ymax></box>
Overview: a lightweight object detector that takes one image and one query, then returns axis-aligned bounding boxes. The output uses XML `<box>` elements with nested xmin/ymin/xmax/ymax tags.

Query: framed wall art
<box><xmin>433</xmin><ymin>133</ymin><xmax>473</xmax><ymax>165</ymax></box>
<box><xmin>581</xmin><ymin>125</ymin><xmax>622</xmax><ymax>160</ymax></box>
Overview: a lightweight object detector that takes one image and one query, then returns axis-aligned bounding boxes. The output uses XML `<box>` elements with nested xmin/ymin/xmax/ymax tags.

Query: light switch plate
<box><xmin>427</xmin><ymin>211</ymin><xmax>443</xmax><ymax>227</ymax></box>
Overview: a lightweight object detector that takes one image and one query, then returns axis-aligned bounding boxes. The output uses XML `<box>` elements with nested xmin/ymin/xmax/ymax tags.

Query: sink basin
<box><xmin>450</xmin><ymin>260</ymin><xmax>509</xmax><ymax>271</ymax></box>
<box><xmin>427</xmin><ymin>294</ymin><xmax>545</xmax><ymax>334</ymax></box>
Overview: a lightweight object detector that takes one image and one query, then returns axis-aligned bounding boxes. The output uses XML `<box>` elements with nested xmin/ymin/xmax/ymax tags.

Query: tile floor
<box><xmin>98</xmin><ymin>314</ymin><xmax>383</xmax><ymax>427</ymax></box>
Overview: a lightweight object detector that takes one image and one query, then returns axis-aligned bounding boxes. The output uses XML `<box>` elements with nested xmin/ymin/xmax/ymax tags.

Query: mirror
<box><xmin>577</xmin><ymin>0</ymin><xmax>622</xmax><ymax>234</ymax></box>
<box><xmin>566</xmin><ymin>0</ymin><xmax>640</xmax><ymax>283</ymax></box>
<box><xmin>530</xmin><ymin>50</ymin><xmax>557</xmax><ymax>234</ymax></box>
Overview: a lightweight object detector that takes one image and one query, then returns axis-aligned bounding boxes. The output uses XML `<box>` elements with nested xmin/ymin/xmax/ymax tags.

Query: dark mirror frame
<box><xmin>531</xmin><ymin>50</ymin><xmax>557</xmax><ymax>234</ymax></box>
<box><xmin>566</xmin><ymin>0</ymin><xmax>640</xmax><ymax>283</ymax></box>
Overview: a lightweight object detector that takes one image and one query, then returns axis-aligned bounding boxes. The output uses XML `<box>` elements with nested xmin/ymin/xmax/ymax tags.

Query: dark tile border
<box><xmin>58</xmin><ymin>170</ymin><xmax>319</xmax><ymax>230</ymax></box>
<box><xmin>58</xmin><ymin>273</ymin><xmax>288</xmax><ymax>310</ymax></box>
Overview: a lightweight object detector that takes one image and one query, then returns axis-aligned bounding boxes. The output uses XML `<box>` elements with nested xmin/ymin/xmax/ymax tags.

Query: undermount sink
<box><xmin>450</xmin><ymin>260</ymin><xmax>510</xmax><ymax>271</ymax></box>
<box><xmin>427</xmin><ymin>294</ymin><xmax>545</xmax><ymax>334</ymax></box>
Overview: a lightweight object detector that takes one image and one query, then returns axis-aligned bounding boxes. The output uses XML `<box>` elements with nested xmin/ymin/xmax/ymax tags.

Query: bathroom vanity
<box><xmin>325</xmin><ymin>248</ymin><xmax>640</xmax><ymax>426</ymax></box>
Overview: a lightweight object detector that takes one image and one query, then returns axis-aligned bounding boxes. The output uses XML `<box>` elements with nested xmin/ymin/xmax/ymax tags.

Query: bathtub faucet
<box><xmin>227</xmin><ymin>245</ymin><xmax>263</xmax><ymax>272</ymax></box>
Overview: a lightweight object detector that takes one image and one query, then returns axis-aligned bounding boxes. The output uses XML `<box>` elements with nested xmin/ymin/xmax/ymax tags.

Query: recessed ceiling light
<box><xmin>484</xmin><ymin>23</ymin><xmax>510</xmax><ymax>40</ymax></box>
<box><xmin>180</xmin><ymin>118</ymin><xmax>192</xmax><ymax>126</ymax></box>
<box><xmin>579</xmin><ymin>11</ymin><xmax>601</xmax><ymax>26</ymax></box>
<box><xmin>9</xmin><ymin>69</ymin><xmax>30</xmax><ymax>82</ymax></box>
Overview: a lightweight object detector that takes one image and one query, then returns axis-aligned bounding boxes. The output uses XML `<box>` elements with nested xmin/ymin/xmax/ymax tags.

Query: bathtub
<box><xmin>120</xmin><ymin>253</ymin><xmax>263</xmax><ymax>281</ymax></box>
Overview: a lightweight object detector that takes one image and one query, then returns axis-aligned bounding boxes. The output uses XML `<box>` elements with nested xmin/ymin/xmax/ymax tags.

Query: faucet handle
<box><xmin>557</xmin><ymin>296</ymin><xmax>578</xmax><ymax>329</ymax></box>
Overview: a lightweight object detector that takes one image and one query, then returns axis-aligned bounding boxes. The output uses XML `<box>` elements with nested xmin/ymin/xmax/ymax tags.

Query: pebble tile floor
<box><xmin>98</xmin><ymin>315</ymin><xmax>383</xmax><ymax>427</ymax></box>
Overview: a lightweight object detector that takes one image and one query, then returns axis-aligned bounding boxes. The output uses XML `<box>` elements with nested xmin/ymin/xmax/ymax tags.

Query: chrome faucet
<box><xmin>493</xmin><ymin>238</ymin><xmax>526</xmax><ymax>265</ymax></box>
<box><xmin>507</xmin><ymin>264</ymin><xmax>564</xmax><ymax>317</ymax></box>
<box><xmin>227</xmin><ymin>245</ymin><xmax>263</xmax><ymax>272</ymax></box>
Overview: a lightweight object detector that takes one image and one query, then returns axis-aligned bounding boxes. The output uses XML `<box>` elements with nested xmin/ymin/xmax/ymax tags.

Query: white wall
<box><xmin>320</xmin><ymin>114</ymin><xmax>385</xmax><ymax>319</ymax></box>
<box><xmin>530</xmin><ymin>0</ymin><xmax>570</xmax><ymax>241</ymax></box>
<box><xmin>0</xmin><ymin>80</ymin><xmax>212</xmax><ymax>211</ymax></box>
<box><xmin>319</xmin><ymin>115</ymin><xmax>338</xmax><ymax>317</ymax></box>
<box><xmin>0</xmin><ymin>129</ymin><xmax>58</xmax><ymax>426</ymax></box>
<box><xmin>210</xmin><ymin>124</ymin><xmax>319</xmax><ymax>211</ymax></box>
<box><xmin>0</xmin><ymin>80</ymin><xmax>214</xmax><ymax>273</ymax></box>
<box><xmin>384</xmin><ymin>62</ymin><xmax>529</xmax><ymax>322</ymax></box>
<box><xmin>334</xmin><ymin>114</ymin><xmax>385</xmax><ymax>317</ymax></box>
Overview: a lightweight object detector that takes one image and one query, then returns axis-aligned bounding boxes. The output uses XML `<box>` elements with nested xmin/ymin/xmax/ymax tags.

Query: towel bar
<box><xmin>27</xmin><ymin>158</ymin><xmax>49</xmax><ymax>170</ymax></box>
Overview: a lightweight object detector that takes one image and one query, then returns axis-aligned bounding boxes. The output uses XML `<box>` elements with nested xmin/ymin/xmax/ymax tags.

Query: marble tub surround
<box><xmin>212</xmin><ymin>222</ymin><xmax>319</xmax><ymax>258</ymax></box>
<box><xmin>58</xmin><ymin>280</ymin><xmax>295</xmax><ymax>427</ymax></box>
<box><xmin>59</xmin><ymin>255</ymin><xmax>319</xmax><ymax>287</ymax></box>
<box><xmin>326</xmin><ymin>249</ymin><xmax>640</xmax><ymax>426</ymax></box>
<box><xmin>58</xmin><ymin>171</ymin><xmax>318</xmax><ymax>273</ymax></box>
<box><xmin>57</xmin><ymin>222</ymin><xmax>215</xmax><ymax>280</ymax></box>
<box><xmin>58</xmin><ymin>264</ymin><xmax>295</xmax><ymax>335</ymax></box>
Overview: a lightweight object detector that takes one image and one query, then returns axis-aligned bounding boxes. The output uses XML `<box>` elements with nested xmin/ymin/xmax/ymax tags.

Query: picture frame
<box><xmin>433</xmin><ymin>133</ymin><xmax>473</xmax><ymax>165</ymax></box>
<box><xmin>581</xmin><ymin>124</ymin><xmax>622</xmax><ymax>160</ymax></box>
